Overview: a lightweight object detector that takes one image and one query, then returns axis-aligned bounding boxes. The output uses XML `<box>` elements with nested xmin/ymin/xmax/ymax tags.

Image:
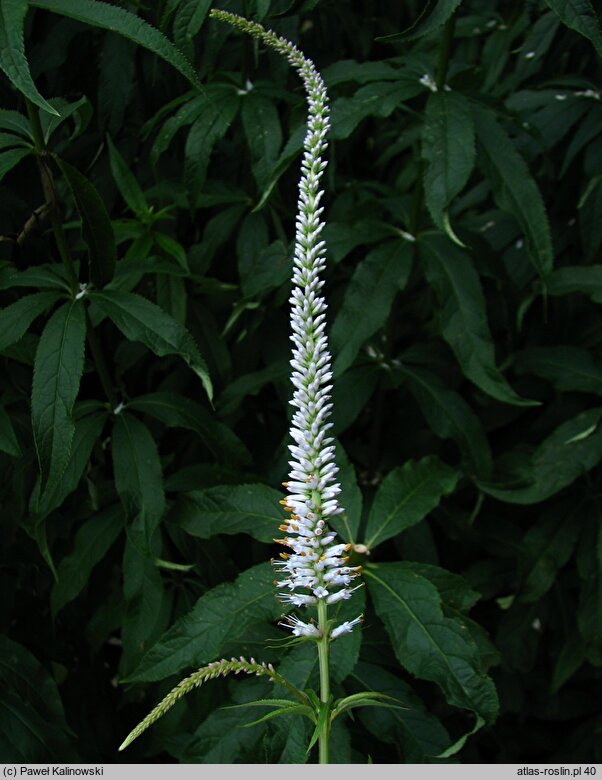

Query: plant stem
<box><xmin>317</xmin><ymin>599</ymin><xmax>330</xmax><ymax>764</ymax></box>
<box><xmin>85</xmin><ymin>310</ymin><xmax>119</xmax><ymax>409</ymax></box>
<box><xmin>25</xmin><ymin>99</ymin><xmax>78</xmax><ymax>293</ymax></box>
<box><xmin>435</xmin><ymin>10</ymin><xmax>458</xmax><ymax>90</ymax></box>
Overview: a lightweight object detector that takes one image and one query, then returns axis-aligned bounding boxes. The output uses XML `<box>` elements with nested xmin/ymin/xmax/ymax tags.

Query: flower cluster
<box><xmin>210</xmin><ymin>10</ymin><xmax>362</xmax><ymax>641</ymax></box>
<box><xmin>257</xmin><ymin>34</ymin><xmax>361</xmax><ymax>639</ymax></box>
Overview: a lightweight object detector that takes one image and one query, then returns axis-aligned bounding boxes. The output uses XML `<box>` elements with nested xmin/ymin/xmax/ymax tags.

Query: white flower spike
<box><xmin>210</xmin><ymin>10</ymin><xmax>362</xmax><ymax>641</ymax></box>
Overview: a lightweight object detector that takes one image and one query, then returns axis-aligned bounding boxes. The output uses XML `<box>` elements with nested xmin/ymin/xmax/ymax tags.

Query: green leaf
<box><xmin>127</xmin><ymin>562</ymin><xmax>282</xmax><ymax>683</ymax></box>
<box><xmin>241</xmin><ymin>92</ymin><xmax>282</xmax><ymax>190</ymax></box>
<box><xmin>127</xmin><ymin>392</ymin><xmax>250</xmax><ymax>466</ymax></box>
<box><xmin>90</xmin><ymin>290</ymin><xmax>212</xmax><ymax>400</ymax></box>
<box><xmin>365</xmin><ymin>563</ymin><xmax>499</xmax><ymax>723</ymax></box>
<box><xmin>0</xmin><ymin>0</ymin><xmax>59</xmax><ymax>115</ymax></box>
<box><xmin>422</xmin><ymin>91</ymin><xmax>475</xmax><ymax>237</ymax></box>
<box><xmin>0</xmin><ymin>265</ymin><xmax>69</xmax><ymax>291</ymax></box>
<box><xmin>473</xmin><ymin>105</ymin><xmax>553</xmax><ymax>277</ymax></box>
<box><xmin>106</xmin><ymin>135</ymin><xmax>150</xmax><ymax>220</ymax></box>
<box><xmin>518</xmin><ymin>506</ymin><xmax>581</xmax><ymax>603</ymax></box>
<box><xmin>0</xmin><ymin>402</ymin><xmax>21</xmax><ymax>457</ymax></box>
<box><xmin>0</xmin><ymin>146</ymin><xmax>31</xmax><ymax>181</ymax></box>
<box><xmin>515</xmin><ymin>346</ymin><xmax>602</xmax><ymax>395</ymax></box>
<box><xmin>121</xmin><ymin>539</ymin><xmax>168</xmax><ymax>675</ymax></box>
<box><xmin>478</xmin><ymin>407</ymin><xmax>602</xmax><ymax>504</ymax></box>
<box><xmin>32</xmin><ymin>409</ymin><xmax>106</xmax><ymax>518</ymax></box>
<box><xmin>543</xmin><ymin>0</ymin><xmax>602</xmax><ymax>56</ymax></box>
<box><xmin>0</xmin><ymin>108</ymin><xmax>32</xmax><ymax>137</ymax></box>
<box><xmin>330</xmin><ymin>81</ymin><xmax>422</xmax><ymax>140</ymax></box>
<box><xmin>0</xmin><ymin>130</ymin><xmax>29</xmax><ymax>150</ymax></box>
<box><xmin>546</xmin><ymin>265</ymin><xmax>602</xmax><ymax>303</ymax></box>
<box><xmin>169</xmin><ymin>703</ymin><xmax>266</xmax><ymax>763</ymax></box>
<box><xmin>0</xmin><ymin>637</ymin><xmax>76</xmax><ymax>761</ymax></box>
<box><xmin>51</xmin><ymin>504</ymin><xmax>122</xmax><ymax>616</ymax></box>
<box><xmin>364</xmin><ymin>456</ymin><xmax>458</xmax><ymax>550</ymax></box>
<box><xmin>349</xmin><ymin>662</ymin><xmax>451</xmax><ymax>761</ymax></box>
<box><xmin>173</xmin><ymin>0</ymin><xmax>211</xmax><ymax>59</ymax></box>
<box><xmin>169</xmin><ymin>483</ymin><xmax>281</xmax><ymax>544</ymax></box>
<box><xmin>377</xmin><ymin>0</ymin><xmax>463</xmax><ymax>42</ymax></box>
<box><xmin>420</xmin><ymin>234</ymin><xmax>538</xmax><ymax>406</ymax></box>
<box><xmin>112</xmin><ymin>412</ymin><xmax>165</xmax><ymax>552</ymax></box>
<box><xmin>56</xmin><ymin>157</ymin><xmax>116</xmax><ymax>288</ymax></box>
<box><xmin>184</xmin><ymin>88</ymin><xmax>239</xmax><ymax>209</ymax></box>
<box><xmin>31</xmin><ymin>300</ymin><xmax>86</xmax><ymax>496</ymax></box>
<box><xmin>30</xmin><ymin>0</ymin><xmax>201</xmax><ymax>90</ymax></box>
<box><xmin>0</xmin><ymin>291</ymin><xmax>61</xmax><ymax>352</ymax></box>
<box><xmin>393</xmin><ymin>362</ymin><xmax>493</xmax><ymax>479</ymax></box>
<box><xmin>330</xmin><ymin>585</ymin><xmax>366</xmax><ymax>684</ymax></box>
<box><xmin>332</xmin><ymin>241</ymin><xmax>413</xmax><ymax>376</ymax></box>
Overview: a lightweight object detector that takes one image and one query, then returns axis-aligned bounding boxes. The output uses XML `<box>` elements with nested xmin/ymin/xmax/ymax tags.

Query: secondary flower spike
<box><xmin>210</xmin><ymin>10</ymin><xmax>362</xmax><ymax>638</ymax></box>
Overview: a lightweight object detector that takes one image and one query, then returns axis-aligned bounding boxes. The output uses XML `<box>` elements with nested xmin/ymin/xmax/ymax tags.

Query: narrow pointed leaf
<box><xmin>127</xmin><ymin>562</ymin><xmax>282</xmax><ymax>683</ymax></box>
<box><xmin>331</xmin><ymin>241</ymin><xmax>413</xmax><ymax>376</ymax></box>
<box><xmin>543</xmin><ymin>0</ymin><xmax>602</xmax><ymax>56</ymax></box>
<box><xmin>421</xmin><ymin>234</ymin><xmax>538</xmax><ymax>406</ymax></box>
<box><xmin>0</xmin><ymin>291</ymin><xmax>61</xmax><ymax>352</ymax></box>
<box><xmin>473</xmin><ymin>105</ymin><xmax>553</xmax><ymax>277</ymax></box>
<box><xmin>365</xmin><ymin>563</ymin><xmax>499</xmax><ymax>723</ymax></box>
<box><xmin>106</xmin><ymin>135</ymin><xmax>149</xmax><ymax>219</ymax></box>
<box><xmin>422</xmin><ymin>91</ymin><xmax>475</xmax><ymax>232</ymax></box>
<box><xmin>112</xmin><ymin>412</ymin><xmax>165</xmax><ymax>552</ymax></box>
<box><xmin>0</xmin><ymin>147</ymin><xmax>31</xmax><ymax>181</ymax></box>
<box><xmin>31</xmin><ymin>300</ymin><xmax>86</xmax><ymax>496</ymax></box>
<box><xmin>30</xmin><ymin>0</ymin><xmax>201</xmax><ymax>90</ymax></box>
<box><xmin>90</xmin><ymin>290</ymin><xmax>212</xmax><ymax>400</ymax></box>
<box><xmin>51</xmin><ymin>504</ymin><xmax>122</xmax><ymax>616</ymax></box>
<box><xmin>0</xmin><ymin>0</ymin><xmax>59</xmax><ymax>115</ymax></box>
<box><xmin>56</xmin><ymin>157</ymin><xmax>116</xmax><ymax>288</ymax></box>
<box><xmin>364</xmin><ymin>456</ymin><xmax>457</xmax><ymax>549</ymax></box>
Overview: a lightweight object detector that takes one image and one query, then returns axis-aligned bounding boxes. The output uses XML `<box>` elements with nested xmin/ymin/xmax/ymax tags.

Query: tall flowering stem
<box><xmin>211</xmin><ymin>10</ymin><xmax>362</xmax><ymax>763</ymax></box>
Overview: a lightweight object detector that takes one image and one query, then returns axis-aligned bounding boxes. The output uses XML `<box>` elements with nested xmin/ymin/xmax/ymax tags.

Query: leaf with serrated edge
<box><xmin>31</xmin><ymin>300</ymin><xmax>86</xmax><ymax>496</ymax></box>
<box><xmin>364</xmin><ymin>456</ymin><xmax>458</xmax><ymax>550</ymax></box>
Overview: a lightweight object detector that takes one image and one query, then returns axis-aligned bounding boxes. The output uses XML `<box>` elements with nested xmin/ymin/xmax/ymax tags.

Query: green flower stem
<box><xmin>25</xmin><ymin>99</ymin><xmax>79</xmax><ymax>294</ymax></box>
<box><xmin>317</xmin><ymin>599</ymin><xmax>331</xmax><ymax>764</ymax></box>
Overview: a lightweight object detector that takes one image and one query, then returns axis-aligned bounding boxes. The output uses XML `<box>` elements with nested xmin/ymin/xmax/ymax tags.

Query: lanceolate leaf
<box><xmin>184</xmin><ymin>88</ymin><xmax>239</xmax><ymax>209</ymax></box>
<box><xmin>366</xmin><ymin>563</ymin><xmax>499</xmax><ymax>723</ymax></box>
<box><xmin>30</xmin><ymin>0</ymin><xmax>201</xmax><ymax>91</ymax></box>
<box><xmin>127</xmin><ymin>562</ymin><xmax>282</xmax><ymax>683</ymax></box>
<box><xmin>394</xmin><ymin>362</ymin><xmax>493</xmax><ymax>479</ymax></box>
<box><xmin>127</xmin><ymin>392</ymin><xmax>250</xmax><ymax>465</ymax></box>
<box><xmin>332</xmin><ymin>241</ymin><xmax>413</xmax><ymax>376</ymax></box>
<box><xmin>420</xmin><ymin>234</ymin><xmax>537</xmax><ymax>406</ymax></box>
<box><xmin>473</xmin><ymin>105</ymin><xmax>553</xmax><ymax>277</ymax></box>
<box><xmin>479</xmin><ymin>407</ymin><xmax>602</xmax><ymax>505</ymax></box>
<box><xmin>173</xmin><ymin>0</ymin><xmax>212</xmax><ymax>60</ymax></box>
<box><xmin>0</xmin><ymin>0</ymin><xmax>59</xmax><ymax>115</ymax></box>
<box><xmin>515</xmin><ymin>346</ymin><xmax>602</xmax><ymax>395</ymax></box>
<box><xmin>56</xmin><ymin>157</ymin><xmax>116</xmax><ymax>288</ymax></box>
<box><xmin>364</xmin><ymin>457</ymin><xmax>458</xmax><ymax>549</ymax></box>
<box><xmin>546</xmin><ymin>265</ymin><xmax>602</xmax><ymax>303</ymax></box>
<box><xmin>90</xmin><ymin>290</ymin><xmax>212</xmax><ymax>400</ymax></box>
<box><xmin>112</xmin><ymin>412</ymin><xmax>165</xmax><ymax>551</ymax></box>
<box><xmin>51</xmin><ymin>504</ymin><xmax>123</xmax><ymax>616</ymax></box>
<box><xmin>0</xmin><ymin>291</ymin><xmax>61</xmax><ymax>352</ymax></box>
<box><xmin>0</xmin><ymin>147</ymin><xmax>31</xmax><ymax>181</ymax></box>
<box><xmin>543</xmin><ymin>0</ymin><xmax>602</xmax><ymax>56</ymax></box>
<box><xmin>31</xmin><ymin>300</ymin><xmax>86</xmax><ymax>496</ymax></box>
<box><xmin>169</xmin><ymin>484</ymin><xmax>281</xmax><ymax>544</ymax></box>
<box><xmin>106</xmin><ymin>135</ymin><xmax>149</xmax><ymax>219</ymax></box>
<box><xmin>422</xmin><ymin>91</ymin><xmax>475</xmax><ymax>237</ymax></box>
<box><xmin>33</xmin><ymin>410</ymin><xmax>106</xmax><ymax>518</ymax></box>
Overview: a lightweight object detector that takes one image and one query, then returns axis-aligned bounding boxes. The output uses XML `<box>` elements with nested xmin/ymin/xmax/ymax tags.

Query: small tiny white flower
<box><xmin>279</xmin><ymin>615</ymin><xmax>321</xmax><ymax>638</ymax></box>
<box><xmin>330</xmin><ymin>616</ymin><xmax>363</xmax><ymax>640</ymax></box>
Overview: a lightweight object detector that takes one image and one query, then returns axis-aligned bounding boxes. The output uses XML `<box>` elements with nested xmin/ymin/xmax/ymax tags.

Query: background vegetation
<box><xmin>1</xmin><ymin>0</ymin><xmax>601</xmax><ymax>764</ymax></box>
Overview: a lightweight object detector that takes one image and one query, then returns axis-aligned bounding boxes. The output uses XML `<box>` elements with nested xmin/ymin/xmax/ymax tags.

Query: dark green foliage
<box><xmin>0</xmin><ymin>0</ymin><xmax>601</xmax><ymax>765</ymax></box>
